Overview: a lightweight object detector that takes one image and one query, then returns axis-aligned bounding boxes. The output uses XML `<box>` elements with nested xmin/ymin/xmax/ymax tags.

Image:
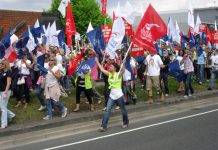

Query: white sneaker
<box><xmin>115</xmin><ymin>106</ymin><xmax>120</xmax><ymax>110</ymax></box>
<box><xmin>184</xmin><ymin>95</ymin><xmax>188</xmax><ymax>99</ymax></box>
<box><xmin>165</xmin><ymin>94</ymin><xmax>169</xmax><ymax>97</ymax></box>
<box><xmin>43</xmin><ymin>115</ymin><xmax>51</xmax><ymax>120</ymax></box>
<box><xmin>61</xmin><ymin>108</ymin><xmax>68</xmax><ymax>118</ymax></box>
<box><xmin>38</xmin><ymin>105</ymin><xmax>46</xmax><ymax>111</ymax></box>
<box><xmin>102</xmin><ymin>107</ymin><xmax>106</xmax><ymax>111</ymax></box>
<box><xmin>188</xmin><ymin>94</ymin><xmax>192</xmax><ymax>97</ymax></box>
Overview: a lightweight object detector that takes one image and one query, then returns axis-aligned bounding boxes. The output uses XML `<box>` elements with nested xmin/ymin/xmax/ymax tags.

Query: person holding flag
<box><xmin>95</xmin><ymin>57</ymin><xmax>129</xmax><ymax>132</ymax></box>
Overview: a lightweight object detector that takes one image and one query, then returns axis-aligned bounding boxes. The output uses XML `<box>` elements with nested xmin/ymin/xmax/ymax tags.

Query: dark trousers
<box><xmin>76</xmin><ymin>86</ymin><xmax>93</xmax><ymax>104</ymax></box>
<box><xmin>17</xmin><ymin>83</ymin><xmax>30</xmax><ymax>103</ymax></box>
<box><xmin>160</xmin><ymin>72</ymin><xmax>169</xmax><ymax>94</ymax></box>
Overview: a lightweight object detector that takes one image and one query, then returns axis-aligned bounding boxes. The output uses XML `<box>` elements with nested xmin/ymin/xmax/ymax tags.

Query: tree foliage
<box><xmin>49</xmin><ymin>0</ymin><xmax>112</xmax><ymax>36</ymax></box>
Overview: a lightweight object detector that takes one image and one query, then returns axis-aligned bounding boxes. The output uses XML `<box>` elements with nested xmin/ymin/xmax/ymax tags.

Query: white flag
<box><xmin>58</xmin><ymin>0</ymin><xmax>69</xmax><ymax>18</ymax></box>
<box><xmin>106</xmin><ymin>17</ymin><xmax>125</xmax><ymax>59</ymax></box>
<box><xmin>10</xmin><ymin>34</ymin><xmax>18</xmax><ymax>45</ymax></box>
<box><xmin>86</xmin><ymin>22</ymin><xmax>94</xmax><ymax>33</ymax></box>
<box><xmin>34</xmin><ymin>19</ymin><xmax>40</xmax><ymax>28</ymax></box>
<box><xmin>75</xmin><ymin>32</ymin><xmax>81</xmax><ymax>42</ymax></box>
<box><xmin>188</xmin><ymin>0</ymin><xmax>195</xmax><ymax>28</ymax></box>
<box><xmin>215</xmin><ymin>20</ymin><xmax>217</xmax><ymax>31</ymax></box>
<box><xmin>194</xmin><ymin>15</ymin><xmax>202</xmax><ymax>34</ymax></box>
<box><xmin>26</xmin><ymin>27</ymin><xmax>37</xmax><ymax>51</ymax></box>
<box><xmin>175</xmin><ymin>21</ymin><xmax>181</xmax><ymax>44</ymax></box>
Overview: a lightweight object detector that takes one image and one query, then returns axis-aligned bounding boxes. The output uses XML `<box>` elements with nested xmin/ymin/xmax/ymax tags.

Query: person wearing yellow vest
<box><xmin>95</xmin><ymin>57</ymin><xmax>129</xmax><ymax>132</ymax></box>
<box><xmin>73</xmin><ymin>70</ymin><xmax>94</xmax><ymax>112</ymax></box>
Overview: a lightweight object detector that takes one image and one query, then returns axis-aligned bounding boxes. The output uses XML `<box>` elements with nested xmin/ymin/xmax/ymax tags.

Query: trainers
<box><xmin>165</xmin><ymin>94</ymin><xmax>169</xmax><ymax>97</ymax></box>
<box><xmin>188</xmin><ymin>94</ymin><xmax>192</xmax><ymax>97</ymax></box>
<box><xmin>199</xmin><ymin>82</ymin><xmax>202</xmax><ymax>85</ymax></box>
<box><xmin>98</xmin><ymin>100</ymin><xmax>102</xmax><ymax>104</ymax></box>
<box><xmin>61</xmin><ymin>108</ymin><xmax>68</xmax><ymax>118</ymax></box>
<box><xmin>183</xmin><ymin>95</ymin><xmax>188</xmax><ymax>99</ymax></box>
<box><xmin>99</xmin><ymin>127</ymin><xmax>107</xmax><ymax>132</ymax></box>
<box><xmin>102</xmin><ymin>107</ymin><xmax>106</xmax><ymax>111</ymax></box>
<box><xmin>115</xmin><ymin>106</ymin><xmax>120</xmax><ymax>110</ymax></box>
<box><xmin>208</xmin><ymin>87</ymin><xmax>213</xmax><ymax>91</ymax></box>
<box><xmin>8</xmin><ymin>114</ymin><xmax>16</xmax><ymax>122</ymax></box>
<box><xmin>122</xmin><ymin>124</ymin><xmax>128</xmax><ymax>128</ymax></box>
<box><xmin>43</xmin><ymin>115</ymin><xmax>51</xmax><ymax>120</ymax></box>
<box><xmin>38</xmin><ymin>105</ymin><xmax>46</xmax><ymax>111</ymax></box>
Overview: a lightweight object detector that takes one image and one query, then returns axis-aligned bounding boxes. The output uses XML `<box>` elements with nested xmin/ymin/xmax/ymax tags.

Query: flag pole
<box><xmin>117</xmin><ymin>42</ymin><xmax>132</xmax><ymax>77</ymax></box>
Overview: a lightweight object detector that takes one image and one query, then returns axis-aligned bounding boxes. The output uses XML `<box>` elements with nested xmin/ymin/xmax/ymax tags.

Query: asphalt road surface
<box><xmin>3</xmin><ymin>98</ymin><xmax>218</xmax><ymax>150</ymax></box>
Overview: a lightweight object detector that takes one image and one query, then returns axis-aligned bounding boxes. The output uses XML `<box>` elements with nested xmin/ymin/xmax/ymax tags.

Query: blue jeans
<box><xmin>101</xmin><ymin>96</ymin><xmax>129</xmax><ymax>129</ymax></box>
<box><xmin>197</xmin><ymin>64</ymin><xmax>205</xmax><ymax>83</ymax></box>
<box><xmin>184</xmin><ymin>72</ymin><xmax>194</xmax><ymax>96</ymax></box>
<box><xmin>35</xmin><ymin>86</ymin><xmax>46</xmax><ymax>106</ymax></box>
<box><xmin>0</xmin><ymin>90</ymin><xmax>15</xmax><ymax>128</ymax></box>
<box><xmin>47</xmin><ymin>99</ymin><xmax>65</xmax><ymax>118</ymax></box>
<box><xmin>209</xmin><ymin>70</ymin><xmax>218</xmax><ymax>89</ymax></box>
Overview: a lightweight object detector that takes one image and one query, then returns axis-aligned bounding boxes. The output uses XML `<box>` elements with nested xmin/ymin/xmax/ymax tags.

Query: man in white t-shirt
<box><xmin>144</xmin><ymin>51</ymin><xmax>165</xmax><ymax>104</ymax></box>
<box><xmin>208</xmin><ymin>49</ymin><xmax>218</xmax><ymax>90</ymax></box>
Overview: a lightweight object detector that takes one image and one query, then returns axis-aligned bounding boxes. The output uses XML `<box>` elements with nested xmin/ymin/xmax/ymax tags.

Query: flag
<box><xmin>58</xmin><ymin>0</ymin><xmax>69</xmax><ymax>18</ymax></box>
<box><xmin>168</xmin><ymin>60</ymin><xmax>185</xmax><ymax>82</ymax></box>
<box><xmin>189</xmin><ymin>28</ymin><xmax>196</xmax><ymax>49</ymax></box>
<box><xmin>154</xmin><ymin>42</ymin><xmax>162</xmax><ymax>56</ymax></box>
<box><xmin>65</xmin><ymin>2</ymin><xmax>76</xmax><ymax>47</ymax></box>
<box><xmin>194</xmin><ymin>15</ymin><xmax>202</xmax><ymax>34</ymax></box>
<box><xmin>101</xmin><ymin>25</ymin><xmax>112</xmax><ymax>43</ymax></box>
<box><xmin>212</xmin><ymin>20</ymin><xmax>218</xmax><ymax>46</ymax></box>
<box><xmin>86</xmin><ymin>22</ymin><xmax>94</xmax><ymax>33</ymax></box>
<box><xmin>130</xmin><ymin>43</ymin><xmax>144</xmax><ymax>57</ymax></box>
<box><xmin>188</xmin><ymin>0</ymin><xmax>195</xmax><ymax>29</ymax></box>
<box><xmin>4</xmin><ymin>47</ymin><xmax>17</xmax><ymax>63</ymax></box>
<box><xmin>132</xmin><ymin>4</ymin><xmax>167</xmax><ymax>54</ymax></box>
<box><xmin>196</xmin><ymin>44</ymin><xmax>203</xmax><ymax>57</ymax></box>
<box><xmin>167</xmin><ymin>17</ymin><xmax>178</xmax><ymax>43</ymax></box>
<box><xmin>68</xmin><ymin>51</ymin><xmax>84</xmax><ymax>77</ymax></box>
<box><xmin>101</xmin><ymin>0</ymin><xmax>107</xmax><ymax>18</ymax></box>
<box><xmin>37</xmin><ymin>54</ymin><xmax>45</xmax><ymax>67</ymax></box>
<box><xmin>105</xmin><ymin>17</ymin><xmax>125</xmax><ymax>59</ymax></box>
<box><xmin>125</xmin><ymin>55</ymin><xmax>134</xmax><ymax>79</ymax></box>
<box><xmin>0</xmin><ymin>30</ymin><xmax>11</xmax><ymax>59</ymax></box>
<box><xmin>86</xmin><ymin>27</ymin><xmax>105</xmax><ymax>55</ymax></box>
<box><xmin>10</xmin><ymin>34</ymin><xmax>18</xmax><ymax>45</ymax></box>
<box><xmin>122</xmin><ymin>17</ymin><xmax>134</xmax><ymax>37</ymax></box>
<box><xmin>175</xmin><ymin>21</ymin><xmax>181</xmax><ymax>44</ymax></box>
<box><xmin>76</xmin><ymin>58</ymin><xmax>96</xmax><ymax>73</ymax></box>
<box><xmin>38</xmin><ymin>65</ymin><xmax>48</xmax><ymax>75</ymax></box>
<box><xmin>26</xmin><ymin>26</ymin><xmax>37</xmax><ymax>52</ymax></box>
<box><xmin>205</xmin><ymin>26</ymin><xmax>214</xmax><ymax>44</ymax></box>
<box><xmin>202</xmin><ymin>32</ymin><xmax>207</xmax><ymax>44</ymax></box>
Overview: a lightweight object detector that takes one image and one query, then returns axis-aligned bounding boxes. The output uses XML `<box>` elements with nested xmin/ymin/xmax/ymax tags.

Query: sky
<box><xmin>0</xmin><ymin>0</ymin><xmax>217</xmax><ymax>13</ymax></box>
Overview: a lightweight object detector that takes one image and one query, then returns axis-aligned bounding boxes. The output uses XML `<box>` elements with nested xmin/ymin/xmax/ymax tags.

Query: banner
<box><xmin>122</xmin><ymin>17</ymin><xmax>134</xmax><ymax>37</ymax></box>
<box><xmin>101</xmin><ymin>25</ymin><xmax>112</xmax><ymax>43</ymax></box>
<box><xmin>212</xmin><ymin>31</ymin><xmax>218</xmax><ymax>43</ymax></box>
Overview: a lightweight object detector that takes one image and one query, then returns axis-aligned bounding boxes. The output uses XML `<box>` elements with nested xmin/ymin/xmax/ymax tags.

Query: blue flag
<box><xmin>76</xmin><ymin>58</ymin><xmax>96</xmax><ymax>73</ymax></box>
<box><xmin>181</xmin><ymin>35</ymin><xmax>188</xmax><ymax>49</ymax></box>
<box><xmin>189</xmin><ymin>32</ymin><xmax>196</xmax><ymax>49</ymax></box>
<box><xmin>125</xmin><ymin>55</ymin><xmax>135</xmax><ymax>80</ymax></box>
<box><xmin>86</xmin><ymin>27</ymin><xmax>105</xmax><ymax>55</ymax></box>
<box><xmin>0</xmin><ymin>30</ymin><xmax>11</xmax><ymax>58</ymax></box>
<box><xmin>196</xmin><ymin>44</ymin><xmax>203</xmax><ymax>57</ymax></box>
<box><xmin>38</xmin><ymin>64</ymin><xmax>48</xmax><ymax>75</ymax></box>
<box><xmin>168</xmin><ymin>60</ymin><xmax>185</xmax><ymax>82</ymax></box>
<box><xmin>37</xmin><ymin>54</ymin><xmax>45</xmax><ymax>67</ymax></box>
<box><xmin>202</xmin><ymin>32</ymin><xmax>207</xmax><ymax>44</ymax></box>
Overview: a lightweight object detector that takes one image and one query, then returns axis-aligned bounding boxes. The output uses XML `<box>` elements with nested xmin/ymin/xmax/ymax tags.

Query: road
<box><xmin>2</xmin><ymin>97</ymin><xmax>218</xmax><ymax>150</ymax></box>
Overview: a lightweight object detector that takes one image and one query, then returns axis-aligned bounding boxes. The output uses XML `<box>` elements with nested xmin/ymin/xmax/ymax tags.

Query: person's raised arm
<box><xmin>95</xmin><ymin>57</ymin><xmax>109</xmax><ymax>76</ymax></box>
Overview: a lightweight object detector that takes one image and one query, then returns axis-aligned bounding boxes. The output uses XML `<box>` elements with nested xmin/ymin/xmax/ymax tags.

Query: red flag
<box><xmin>101</xmin><ymin>0</ymin><xmax>107</xmax><ymax>18</ymax></box>
<box><xmin>131</xmin><ymin>44</ymin><xmax>145</xmax><ymax>57</ymax></box>
<box><xmin>101</xmin><ymin>25</ymin><xmax>112</xmax><ymax>43</ymax></box>
<box><xmin>68</xmin><ymin>50</ymin><xmax>84</xmax><ymax>77</ymax></box>
<box><xmin>199</xmin><ymin>24</ymin><xmax>206</xmax><ymax>33</ymax></box>
<box><xmin>212</xmin><ymin>30</ymin><xmax>218</xmax><ymax>44</ymax></box>
<box><xmin>122</xmin><ymin>17</ymin><xmax>134</xmax><ymax>37</ymax></box>
<box><xmin>132</xmin><ymin>4</ymin><xmax>167</xmax><ymax>53</ymax></box>
<box><xmin>65</xmin><ymin>2</ymin><xmax>76</xmax><ymax>47</ymax></box>
<box><xmin>7</xmin><ymin>51</ymin><xmax>17</xmax><ymax>63</ymax></box>
<box><xmin>205</xmin><ymin>26</ymin><xmax>214</xmax><ymax>43</ymax></box>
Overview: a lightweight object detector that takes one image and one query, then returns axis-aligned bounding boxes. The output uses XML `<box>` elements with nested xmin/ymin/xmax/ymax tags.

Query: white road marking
<box><xmin>44</xmin><ymin>109</ymin><xmax>218</xmax><ymax>150</ymax></box>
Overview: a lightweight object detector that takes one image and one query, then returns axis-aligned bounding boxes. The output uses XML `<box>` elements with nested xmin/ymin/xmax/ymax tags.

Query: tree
<box><xmin>49</xmin><ymin>0</ymin><xmax>112</xmax><ymax>36</ymax></box>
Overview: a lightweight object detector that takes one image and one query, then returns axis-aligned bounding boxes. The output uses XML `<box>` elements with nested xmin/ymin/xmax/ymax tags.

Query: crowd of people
<box><xmin>1</xmin><ymin>38</ymin><xmax>218</xmax><ymax>131</ymax></box>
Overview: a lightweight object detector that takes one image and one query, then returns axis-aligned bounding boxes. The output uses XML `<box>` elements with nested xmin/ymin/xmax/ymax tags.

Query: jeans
<box><xmin>101</xmin><ymin>96</ymin><xmax>129</xmax><ymax>129</ymax></box>
<box><xmin>35</xmin><ymin>86</ymin><xmax>46</xmax><ymax>106</ymax></box>
<box><xmin>209</xmin><ymin>70</ymin><xmax>218</xmax><ymax>89</ymax></box>
<box><xmin>47</xmin><ymin>99</ymin><xmax>65</xmax><ymax>118</ymax></box>
<box><xmin>160</xmin><ymin>72</ymin><xmax>169</xmax><ymax>94</ymax></box>
<box><xmin>184</xmin><ymin>72</ymin><xmax>194</xmax><ymax>96</ymax></box>
<box><xmin>0</xmin><ymin>90</ymin><xmax>15</xmax><ymax>128</ymax></box>
<box><xmin>197</xmin><ymin>64</ymin><xmax>205</xmax><ymax>83</ymax></box>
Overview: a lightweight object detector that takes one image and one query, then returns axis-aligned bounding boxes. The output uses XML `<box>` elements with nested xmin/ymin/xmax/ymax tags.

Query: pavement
<box><xmin>0</xmin><ymin>89</ymin><xmax>218</xmax><ymax>138</ymax></box>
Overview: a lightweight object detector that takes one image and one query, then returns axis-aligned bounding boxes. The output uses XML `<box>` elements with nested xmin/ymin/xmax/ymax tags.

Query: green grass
<box><xmin>6</xmin><ymin>78</ymin><xmax>212</xmax><ymax>124</ymax></box>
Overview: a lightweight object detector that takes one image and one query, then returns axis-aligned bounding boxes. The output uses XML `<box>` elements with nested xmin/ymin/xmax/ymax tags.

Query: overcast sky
<box><xmin>0</xmin><ymin>0</ymin><xmax>217</xmax><ymax>13</ymax></box>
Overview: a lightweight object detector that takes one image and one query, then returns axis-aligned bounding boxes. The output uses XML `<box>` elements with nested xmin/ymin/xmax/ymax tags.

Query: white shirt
<box><xmin>45</xmin><ymin>66</ymin><xmax>59</xmax><ymax>87</ymax></box>
<box><xmin>123</xmin><ymin>69</ymin><xmax>131</xmax><ymax>81</ymax></box>
<box><xmin>17</xmin><ymin>59</ymin><xmax>31</xmax><ymax>75</ymax></box>
<box><xmin>56</xmin><ymin>54</ymin><xmax>63</xmax><ymax>65</ymax></box>
<box><xmin>176</xmin><ymin>56</ymin><xmax>184</xmax><ymax>70</ymax></box>
<box><xmin>145</xmin><ymin>54</ymin><xmax>163</xmax><ymax>76</ymax></box>
<box><xmin>211</xmin><ymin>55</ymin><xmax>218</xmax><ymax>68</ymax></box>
<box><xmin>110</xmin><ymin>88</ymin><xmax>123</xmax><ymax>100</ymax></box>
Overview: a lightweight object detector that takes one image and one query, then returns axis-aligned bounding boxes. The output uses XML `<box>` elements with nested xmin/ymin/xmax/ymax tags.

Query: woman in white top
<box><xmin>15</xmin><ymin>53</ymin><xmax>33</xmax><ymax>108</ymax></box>
<box><xmin>43</xmin><ymin>57</ymin><xmax>67</xmax><ymax>120</ymax></box>
<box><xmin>95</xmin><ymin>57</ymin><xmax>129</xmax><ymax>132</ymax></box>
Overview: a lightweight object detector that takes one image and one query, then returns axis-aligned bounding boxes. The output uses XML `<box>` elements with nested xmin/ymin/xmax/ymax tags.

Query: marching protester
<box><xmin>208</xmin><ymin>49</ymin><xmax>218</xmax><ymax>90</ymax></box>
<box><xmin>181</xmin><ymin>50</ymin><xmax>194</xmax><ymax>98</ymax></box>
<box><xmin>144</xmin><ymin>51</ymin><xmax>165</xmax><ymax>104</ymax></box>
<box><xmin>175</xmin><ymin>50</ymin><xmax>185</xmax><ymax>93</ymax></box>
<box><xmin>43</xmin><ymin>56</ymin><xmax>68</xmax><ymax>120</ymax></box>
<box><xmin>73</xmin><ymin>50</ymin><xmax>95</xmax><ymax>112</ymax></box>
<box><xmin>0</xmin><ymin>60</ymin><xmax>16</xmax><ymax>129</ymax></box>
<box><xmin>15</xmin><ymin>52</ymin><xmax>33</xmax><ymax>108</ymax></box>
<box><xmin>95</xmin><ymin>57</ymin><xmax>129</xmax><ymax>132</ymax></box>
